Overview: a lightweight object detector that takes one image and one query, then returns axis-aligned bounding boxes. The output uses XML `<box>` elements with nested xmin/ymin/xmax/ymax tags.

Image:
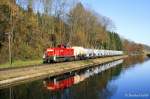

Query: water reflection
<box><xmin>0</xmin><ymin>55</ymin><xmax>150</xmax><ymax>99</ymax></box>
<box><xmin>123</xmin><ymin>55</ymin><xmax>146</xmax><ymax>67</ymax></box>
<box><xmin>108</xmin><ymin>56</ymin><xmax>150</xmax><ymax>99</ymax></box>
<box><xmin>43</xmin><ymin>60</ymin><xmax>123</xmax><ymax>92</ymax></box>
<box><xmin>40</xmin><ymin>59</ymin><xmax>124</xmax><ymax>99</ymax></box>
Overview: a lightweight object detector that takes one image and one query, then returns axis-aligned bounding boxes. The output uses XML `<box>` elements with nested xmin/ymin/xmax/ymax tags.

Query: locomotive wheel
<box><xmin>48</xmin><ymin>59</ymin><xmax>54</xmax><ymax>63</ymax></box>
<box><xmin>43</xmin><ymin>58</ymin><xmax>48</xmax><ymax>64</ymax></box>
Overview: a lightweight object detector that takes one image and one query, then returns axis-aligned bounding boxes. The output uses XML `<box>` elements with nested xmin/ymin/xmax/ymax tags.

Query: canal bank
<box><xmin>0</xmin><ymin>55</ymin><xmax>127</xmax><ymax>89</ymax></box>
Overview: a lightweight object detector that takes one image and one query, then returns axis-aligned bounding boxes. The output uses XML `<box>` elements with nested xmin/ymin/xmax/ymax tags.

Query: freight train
<box><xmin>43</xmin><ymin>44</ymin><xmax>123</xmax><ymax>63</ymax></box>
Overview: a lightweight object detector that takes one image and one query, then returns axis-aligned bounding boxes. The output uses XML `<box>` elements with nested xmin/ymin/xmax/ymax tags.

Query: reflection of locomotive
<box><xmin>45</xmin><ymin>77</ymin><xmax>74</xmax><ymax>91</ymax></box>
<box><xmin>43</xmin><ymin>44</ymin><xmax>123</xmax><ymax>63</ymax></box>
<box><xmin>44</xmin><ymin>74</ymin><xmax>86</xmax><ymax>91</ymax></box>
<box><xmin>44</xmin><ymin>59</ymin><xmax>123</xmax><ymax>91</ymax></box>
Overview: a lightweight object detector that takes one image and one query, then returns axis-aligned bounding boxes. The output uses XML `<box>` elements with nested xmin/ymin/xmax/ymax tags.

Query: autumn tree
<box><xmin>0</xmin><ymin>0</ymin><xmax>145</xmax><ymax>64</ymax></box>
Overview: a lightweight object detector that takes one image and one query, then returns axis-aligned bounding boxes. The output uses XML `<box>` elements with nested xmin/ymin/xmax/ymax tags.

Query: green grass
<box><xmin>0</xmin><ymin>59</ymin><xmax>42</xmax><ymax>69</ymax></box>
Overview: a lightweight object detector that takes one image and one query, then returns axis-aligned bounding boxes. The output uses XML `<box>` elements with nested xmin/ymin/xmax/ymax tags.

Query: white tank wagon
<box><xmin>72</xmin><ymin>46</ymin><xmax>86</xmax><ymax>59</ymax></box>
<box><xmin>99</xmin><ymin>50</ymin><xmax>105</xmax><ymax>56</ymax></box>
<box><xmin>84</xmin><ymin>48</ymin><xmax>95</xmax><ymax>58</ymax></box>
<box><xmin>72</xmin><ymin>46</ymin><xmax>123</xmax><ymax>59</ymax></box>
<box><xmin>93</xmin><ymin>49</ymin><xmax>102</xmax><ymax>57</ymax></box>
<box><xmin>101</xmin><ymin>50</ymin><xmax>123</xmax><ymax>56</ymax></box>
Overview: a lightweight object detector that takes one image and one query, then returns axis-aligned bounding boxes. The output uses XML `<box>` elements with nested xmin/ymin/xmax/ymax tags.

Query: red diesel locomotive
<box><xmin>43</xmin><ymin>44</ymin><xmax>74</xmax><ymax>63</ymax></box>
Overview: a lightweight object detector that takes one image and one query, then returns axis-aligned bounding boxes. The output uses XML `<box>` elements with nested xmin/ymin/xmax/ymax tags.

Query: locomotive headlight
<box><xmin>43</xmin><ymin>54</ymin><xmax>46</xmax><ymax>58</ymax></box>
<box><xmin>47</xmin><ymin>49</ymin><xmax>54</xmax><ymax>52</ymax></box>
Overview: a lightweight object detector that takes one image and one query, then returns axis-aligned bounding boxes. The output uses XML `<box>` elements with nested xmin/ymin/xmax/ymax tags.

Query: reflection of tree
<box><xmin>0</xmin><ymin>80</ymin><xmax>58</xmax><ymax>99</ymax></box>
<box><xmin>123</xmin><ymin>55</ymin><xmax>145</xmax><ymax>68</ymax></box>
<box><xmin>0</xmin><ymin>88</ymin><xmax>9</xmax><ymax>99</ymax></box>
<box><xmin>96</xmin><ymin>65</ymin><xmax>123</xmax><ymax>99</ymax></box>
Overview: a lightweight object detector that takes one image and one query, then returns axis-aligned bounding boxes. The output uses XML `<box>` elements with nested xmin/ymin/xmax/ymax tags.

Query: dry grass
<box><xmin>0</xmin><ymin>60</ymin><xmax>42</xmax><ymax>69</ymax></box>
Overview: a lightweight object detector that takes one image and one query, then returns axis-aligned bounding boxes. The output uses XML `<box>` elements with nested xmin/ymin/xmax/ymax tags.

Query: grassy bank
<box><xmin>0</xmin><ymin>55</ymin><xmax>127</xmax><ymax>89</ymax></box>
<box><xmin>0</xmin><ymin>60</ymin><xmax>42</xmax><ymax>69</ymax></box>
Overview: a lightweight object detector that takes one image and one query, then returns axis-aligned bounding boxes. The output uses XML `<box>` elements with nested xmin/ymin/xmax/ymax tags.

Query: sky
<box><xmin>81</xmin><ymin>0</ymin><xmax>150</xmax><ymax>46</ymax></box>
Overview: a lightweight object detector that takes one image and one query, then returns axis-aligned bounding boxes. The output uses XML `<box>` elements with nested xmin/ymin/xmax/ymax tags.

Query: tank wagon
<box><xmin>43</xmin><ymin>44</ymin><xmax>123</xmax><ymax>63</ymax></box>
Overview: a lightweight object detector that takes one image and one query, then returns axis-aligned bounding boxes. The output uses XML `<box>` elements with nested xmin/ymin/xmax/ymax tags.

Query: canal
<box><xmin>0</xmin><ymin>55</ymin><xmax>150</xmax><ymax>99</ymax></box>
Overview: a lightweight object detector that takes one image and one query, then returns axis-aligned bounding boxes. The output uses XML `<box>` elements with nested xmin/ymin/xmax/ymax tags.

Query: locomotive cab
<box><xmin>43</xmin><ymin>44</ymin><xmax>74</xmax><ymax>63</ymax></box>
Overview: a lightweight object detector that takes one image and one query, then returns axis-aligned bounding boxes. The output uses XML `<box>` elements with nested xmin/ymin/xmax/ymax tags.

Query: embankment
<box><xmin>0</xmin><ymin>55</ymin><xmax>127</xmax><ymax>89</ymax></box>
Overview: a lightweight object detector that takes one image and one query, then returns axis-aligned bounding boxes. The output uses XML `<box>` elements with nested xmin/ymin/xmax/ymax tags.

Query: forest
<box><xmin>0</xmin><ymin>0</ymin><xmax>145</xmax><ymax>64</ymax></box>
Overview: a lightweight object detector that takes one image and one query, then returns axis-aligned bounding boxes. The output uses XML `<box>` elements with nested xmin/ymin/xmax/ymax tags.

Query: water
<box><xmin>0</xmin><ymin>55</ymin><xmax>150</xmax><ymax>99</ymax></box>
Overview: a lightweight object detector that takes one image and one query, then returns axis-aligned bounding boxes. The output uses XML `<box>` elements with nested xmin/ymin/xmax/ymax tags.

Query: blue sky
<box><xmin>81</xmin><ymin>0</ymin><xmax>150</xmax><ymax>46</ymax></box>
